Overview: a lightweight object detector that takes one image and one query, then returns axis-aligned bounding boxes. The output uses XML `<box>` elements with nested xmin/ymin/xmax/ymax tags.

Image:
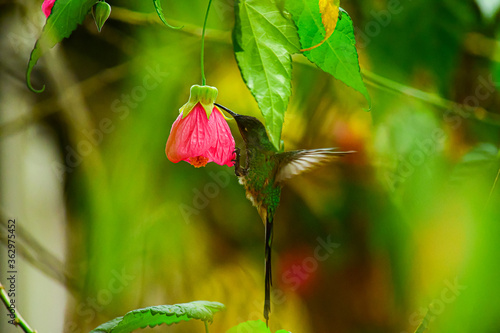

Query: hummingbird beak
<box><xmin>214</xmin><ymin>103</ymin><xmax>239</xmax><ymax>118</ymax></box>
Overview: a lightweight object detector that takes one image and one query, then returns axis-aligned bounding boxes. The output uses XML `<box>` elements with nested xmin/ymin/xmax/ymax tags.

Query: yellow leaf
<box><xmin>301</xmin><ymin>0</ymin><xmax>340</xmax><ymax>52</ymax></box>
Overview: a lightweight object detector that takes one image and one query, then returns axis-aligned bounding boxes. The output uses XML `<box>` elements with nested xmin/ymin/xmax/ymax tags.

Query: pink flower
<box><xmin>42</xmin><ymin>0</ymin><xmax>56</xmax><ymax>18</ymax></box>
<box><xmin>165</xmin><ymin>86</ymin><xmax>235</xmax><ymax>168</ymax></box>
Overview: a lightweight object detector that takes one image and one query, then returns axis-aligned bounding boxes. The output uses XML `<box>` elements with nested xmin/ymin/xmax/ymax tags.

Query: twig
<box><xmin>4</xmin><ymin>6</ymin><xmax>499</xmax><ymax>140</ymax></box>
<box><xmin>291</xmin><ymin>56</ymin><xmax>500</xmax><ymax>125</ymax></box>
<box><xmin>488</xmin><ymin>167</ymin><xmax>500</xmax><ymax>202</ymax></box>
<box><xmin>487</xmin><ymin>150</ymin><xmax>500</xmax><ymax>204</ymax></box>
<box><xmin>0</xmin><ymin>283</ymin><xmax>37</xmax><ymax>333</ymax></box>
<box><xmin>361</xmin><ymin>69</ymin><xmax>500</xmax><ymax>126</ymax></box>
<box><xmin>110</xmin><ymin>6</ymin><xmax>230</xmax><ymax>43</ymax></box>
<box><xmin>0</xmin><ymin>210</ymin><xmax>80</xmax><ymax>294</ymax></box>
<box><xmin>109</xmin><ymin>6</ymin><xmax>500</xmax><ymax>126</ymax></box>
<box><xmin>464</xmin><ymin>32</ymin><xmax>500</xmax><ymax>63</ymax></box>
<box><xmin>0</xmin><ymin>61</ymin><xmax>130</xmax><ymax>139</ymax></box>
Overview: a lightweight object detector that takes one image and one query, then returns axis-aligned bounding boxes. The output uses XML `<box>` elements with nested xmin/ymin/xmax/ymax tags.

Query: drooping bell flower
<box><xmin>42</xmin><ymin>0</ymin><xmax>56</xmax><ymax>18</ymax></box>
<box><xmin>166</xmin><ymin>85</ymin><xmax>235</xmax><ymax>168</ymax></box>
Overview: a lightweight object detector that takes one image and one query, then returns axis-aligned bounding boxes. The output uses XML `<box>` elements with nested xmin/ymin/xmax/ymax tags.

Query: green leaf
<box><xmin>152</xmin><ymin>0</ymin><xmax>183</xmax><ymax>29</ymax></box>
<box><xmin>413</xmin><ymin>308</ymin><xmax>431</xmax><ymax>333</ymax></box>
<box><xmin>226</xmin><ymin>320</ymin><xmax>291</xmax><ymax>333</ymax></box>
<box><xmin>286</xmin><ymin>2</ymin><xmax>370</xmax><ymax>107</ymax></box>
<box><xmin>301</xmin><ymin>0</ymin><xmax>339</xmax><ymax>51</ymax></box>
<box><xmin>26</xmin><ymin>0</ymin><xmax>99</xmax><ymax>93</ymax></box>
<box><xmin>451</xmin><ymin>143</ymin><xmax>500</xmax><ymax>184</ymax></box>
<box><xmin>89</xmin><ymin>301</ymin><xmax>225</xmax><ymax>333</ymax></box>
<box><xmin>233</xmin><ymin>0</ymin><xmax>300</xmax><ymax>150</ymax></box>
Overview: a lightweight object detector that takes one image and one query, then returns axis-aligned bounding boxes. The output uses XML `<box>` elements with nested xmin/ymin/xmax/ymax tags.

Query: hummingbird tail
<box><xmin>264</xmin><ymin>212</ymin><xmax>274</xmax><ymax>326</ymax></box>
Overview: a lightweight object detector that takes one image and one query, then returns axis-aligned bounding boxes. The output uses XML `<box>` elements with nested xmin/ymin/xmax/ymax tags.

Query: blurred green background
<box><xmin>1</xmin><ymin>0</ymin><xmax>500</xmax><ymax>332</ymax></box>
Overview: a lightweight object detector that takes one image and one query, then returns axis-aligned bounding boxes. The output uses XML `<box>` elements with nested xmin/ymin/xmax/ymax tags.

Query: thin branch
<box><xmin>290</xmin><ymin>57</ymin><xmax>500</xmax><ymax>125</ymax></box>
<box><xmin>109</xmin><ymin>6</ymin><xmax>230</xmax><ymax>43</ymax></box>
<box><xmin>0</xmin><ymin>283</ymin><xmax>37</xmax><ymax>333</ymax></box>
<box><xmin>4</xmin><ymin>7</ymin><xmax>499</xmax><ymax>140</ymax></box>
<box><xmin>109</xmin><ymin>6</ymin><xmax>500</xmax><ymax>126</ymax></box>
<box><xmin>0</xmin><ymin>61</ymin><xmax>130</xmax><ymax>139</ymax></box>
<box><xmin>361</xmin><ymin>69</ymin><xmax>500</xmax><ymax>126</ymax></box>
<box><xmin>487</xmin><ymin>150</ymin><xmax>500</xmax><ymax>204</ymax></box>
<box><xmin>0</xmin><ymin>210</ymin><xmax>80</xmax><ymax>294</ymax></box>
<box><xmin>464</xmin><ymin>32</ymin><xmax>500</xmax><ymax>63</ymax></box>
<box><xmin>488</xmin><ymin>167</ymin><xmax>500</xmax><ymax>201</ymax></box>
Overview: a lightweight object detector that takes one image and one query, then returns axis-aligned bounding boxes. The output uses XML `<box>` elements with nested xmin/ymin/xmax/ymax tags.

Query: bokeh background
<box><xmin>1</xmin><ymin>0</ymin><xmax>500</xmax><ymax>332</ymax></box>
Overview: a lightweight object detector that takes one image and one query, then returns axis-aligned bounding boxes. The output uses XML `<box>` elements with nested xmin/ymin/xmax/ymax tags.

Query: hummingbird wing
<box><xmin>274</xmin><ymin>148</ymin><xmax>355</xmax><ymax>184</ymax></box>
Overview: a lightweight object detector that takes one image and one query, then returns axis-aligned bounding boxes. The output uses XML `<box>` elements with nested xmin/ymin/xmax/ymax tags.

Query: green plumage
<box><xmin>215</xmin><ymin>103</ymin><xmax>354</xmax><ymax>326</ymax></box>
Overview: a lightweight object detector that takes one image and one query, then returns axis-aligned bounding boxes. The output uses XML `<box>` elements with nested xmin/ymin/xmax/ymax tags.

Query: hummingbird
<box><xmin>215</xmin><ymin>103</ymin><xmax>354</xmax><ymax>326</ymax></box>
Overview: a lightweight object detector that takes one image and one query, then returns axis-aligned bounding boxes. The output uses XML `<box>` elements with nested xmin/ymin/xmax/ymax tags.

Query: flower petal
<box><xmin>42</xmin><ymin>0</ymin><xmax>56</xmax><ymax>18</ymax></box>
<box><xmin>165</xmin><ymin>104</ymin><xmax>215</xmax><ymax>163</ymax></box>
<box><xmin>206</xmin><ymin>107</ymin><xmax>236</xmax><ymax>167</ymax></box>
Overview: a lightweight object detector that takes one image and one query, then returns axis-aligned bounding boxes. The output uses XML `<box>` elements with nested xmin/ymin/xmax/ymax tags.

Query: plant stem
<box><xmin>3</xmin><ymin>7</ymin><xmax>498</xmax><ymax>139</ymax></box>
<box><xmin>0</xmin><ymin>211</ymin><xmax>80</xmax><ymax>294</ymax></box>
<box><xmin>487</xmin><ymin>149</ymin><xmax>500</xmax><ymax>204</ymax></box>
<box><xmin>488</xmin><ymin>167</ymin><xmax>500</xmax><ymax>203</ymax></box>
<box><xmin>0</xmin><ymin>283</ymin><xmax>37</xmax><ymax>333</ymax></box>
<box><xmin>200</xmin><ymin>0</ymin><xmax>213</xmax><ymax>86</ymax></box>
<box><xmin>360</xmin><ymin>66</ymin><xmax>500</xmax><ymax>126</ymax></box>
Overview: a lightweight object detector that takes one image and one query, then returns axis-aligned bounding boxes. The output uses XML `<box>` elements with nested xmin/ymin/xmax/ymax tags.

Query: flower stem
<box><xmin>0</xmin><ymin>283</ymin><xmax>37</xmax><ymax>333</ymax></box>
<box><xmin>200</xmin><ymin>0</ymin><xmax>213</xmax><ymax>86</ymax></box>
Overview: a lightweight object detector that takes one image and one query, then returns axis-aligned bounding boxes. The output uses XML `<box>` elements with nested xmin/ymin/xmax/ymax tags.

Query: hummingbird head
<box><xmin>215</xmin><ymin>103</ymin><xmax>275</xmax><ymax>150</ymax></box>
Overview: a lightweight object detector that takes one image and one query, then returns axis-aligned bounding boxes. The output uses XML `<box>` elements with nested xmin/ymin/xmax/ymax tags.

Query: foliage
<box><xmin>227</xmin><ymin>320</ymin><xmax>290</xmax><ymax>333</ymax></box>
<box><xmin>28</xmin><ymin>0</ymin><xmax>368</xmax><ymax>150</ymax></box>
<box><xmin>3</xmin><ymin>0</ymin><xmax>500</xmax><ymax>333</ymax></box>
<box><xmin>286</xmin><ymin>2</ymin><xmax>370</xmax><ymax>106</ymax></box>
<box><xmin>26</xmin><ymin>0</ymin><xmax>98</xmax><ymax>92</ymax></box>
<box><xmin>152</xmin><ymin>0</ymin><xmax>182</xmax><ymax>29</ymax></box>
<box><xmin>89</xmin><ymin>301</ymin><xmax>225</xmax><ymax>333</ymax></box>
<box><xmin>451</xmin><ymin>143</ymin><xmax>500</xmax><ymax>184</ymax></box>
<box><xmin>233</xmin><ymin>0</ymin><xmax>300</xmax><ymax>149</ymax></box>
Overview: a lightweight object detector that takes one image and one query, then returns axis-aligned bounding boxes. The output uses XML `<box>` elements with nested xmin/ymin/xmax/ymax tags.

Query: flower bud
<box><xmin>179</xmin><ymin>85</ymin><xmax>219</xmax><ymax>119</ymax></box>
<box><xmin>92</xmin><ymin>1</ymin><xmax>112</xmax><ymax>32</ymax></box>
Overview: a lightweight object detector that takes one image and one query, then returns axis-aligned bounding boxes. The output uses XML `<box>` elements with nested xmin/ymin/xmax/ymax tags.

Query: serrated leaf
<box><xmin>286</xmin><ymin>1</ymin><xmax>370</xmax><ymax>106</ymax></box>
<box><xmin>233</xmin><ymin>0</ymin><xmax>300</xmax><ymax>150</ymax></box>
<box><xmin>26</xmin><ymin>0</ymin><xmax>98</xmax><ymax>93</ymax></box>
<box><xmin>301</xmin><ymin>0</ymin><xmax>339</xmax><ymax>51</ymax></box>
<box><xmin>226</xmin><ymin>320</ymin><xmax>291</xmax><ymax>333</ymax></box>
<box><xmin>89</xmin><ymin>301</ymin><xmax>225</xmax><ymax>333</ymax></box>
<box><xmin>152</xmin><ymin>0</ymin><xmax>183</xmax><ymax>29</ymax></box>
